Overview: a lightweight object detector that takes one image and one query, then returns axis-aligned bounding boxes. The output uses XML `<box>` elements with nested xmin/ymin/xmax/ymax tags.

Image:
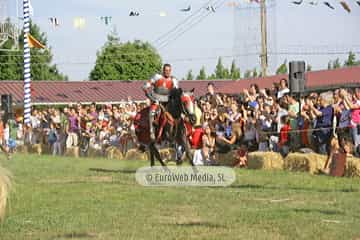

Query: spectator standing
<box><xmin>342</xmin><ymin>88</ymin><xmax>360</xmax><ymax>156</ymax></box>
<box><xmin>277</xmin><ymin>78</ymin><xmax>290</xmax><ymax>99</ymax></box>
<box><xmin>309</xmin><ymin>95</ymin><xmax>334</xmax><ymax>154</ymax></box>
<box><xmin>66</xmin><ymin>108</ymin><xmax>80</xmax><ymax>148</ymax></box>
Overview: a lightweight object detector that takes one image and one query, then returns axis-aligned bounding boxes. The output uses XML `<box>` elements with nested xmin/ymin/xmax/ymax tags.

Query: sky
<box><xmin>5</xmin><ymin>0</ymin><xmax>360</xmax><ymax>80</ymax></box>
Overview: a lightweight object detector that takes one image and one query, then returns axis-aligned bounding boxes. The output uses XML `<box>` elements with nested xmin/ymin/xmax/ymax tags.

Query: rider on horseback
<box><xmin>143</xmin><ymin>64</ymin><xmax>178</xmax><ymax>141</ymax></box>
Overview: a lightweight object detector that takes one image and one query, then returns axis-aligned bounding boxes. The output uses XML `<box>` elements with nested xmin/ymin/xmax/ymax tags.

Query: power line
<box><xmin>1</xmin><ymin>50</ymin><xmax>360</xmax><ymax>66</ymax></box>
<box><xmin>152</xmin><ymin>0</ymin><xmax>214</xmax><ymax>45</ymax></box>
<box><xmin>2</xmin><ymin>44</ymin><xmax>360</xmax><ymax>58</ymax></box>
<box><xmin>157</xmin><ymin>0</ymin><xmax>227</xmax><ymax>50</ymax></box>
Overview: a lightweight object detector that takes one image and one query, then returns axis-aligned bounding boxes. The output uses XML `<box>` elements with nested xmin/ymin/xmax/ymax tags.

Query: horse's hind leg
<box><xmin>179</xmin><ymin>133</ymin><xmax>194</xmax><ymax>166</ymax></box>
<box><xmin>150</xmin><ymin>143</ymin><xmax>166</xmax><ymax>167</ymax></box>
<box><xmin>149</xmin><ymin>145</ymin><xmax>155</xmax><ymax>167</ymax></box>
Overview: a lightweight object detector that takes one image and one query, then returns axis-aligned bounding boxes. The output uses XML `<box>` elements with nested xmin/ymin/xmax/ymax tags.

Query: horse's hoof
<box><xmin>162</xmin><ymin>166</ymin><xmax>170</xmax><ymax>172</ymax></box>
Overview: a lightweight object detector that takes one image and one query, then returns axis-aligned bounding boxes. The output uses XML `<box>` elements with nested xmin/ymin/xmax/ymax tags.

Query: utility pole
<box><xmin>260</xmin><ymin>0</ymin><xmax>268</xmax><ymax>77</ymax></box>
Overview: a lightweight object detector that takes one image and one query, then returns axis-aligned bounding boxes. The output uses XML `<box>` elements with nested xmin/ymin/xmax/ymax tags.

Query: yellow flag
<box><xmin>27</xmin><ymin>33</ymin><xmax>45</xmax><ymax>49</ymax></box>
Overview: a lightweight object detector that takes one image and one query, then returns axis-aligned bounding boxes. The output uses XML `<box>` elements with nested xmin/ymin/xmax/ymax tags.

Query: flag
<box><xmin>27</xmin><ymin>33</ymin><xmax>45</xmax><ymax>49</ymax></box>
<box><xmin>49</xmin><ymin>17</ymin><xmax>60</xmax><ymax>27</ymax></box>
<box><xmin>73</xmin><ymin>17</ymin><xmax>86</xmax><ymax>29</ymax></box>
<box><xmin>340</xmin><ymin>1</ymin><xmax>351</xmax><ymax>13</ymax></box>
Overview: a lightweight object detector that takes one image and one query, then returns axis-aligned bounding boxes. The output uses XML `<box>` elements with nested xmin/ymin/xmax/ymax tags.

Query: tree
<box><xmin>207</xmin><ymin>73</ymin><xmax>216</xmax><ymax>80</ymax></box>
<box><xmin>306</xmin><ymin>64</ymin><xmax>312</xmax><ymax>72</ymax></box>
<box><xmin>252</xmin><ymin>68</ymin><xmax>259</xmax><ymax>78</ymax></box>
<box><xmin>186</xmin><ymin>70</ymin><xmax>194</xmax><ymax>80</ymax></box>
<box><xmin>215</xmin><ymin>57</ymin><xmax>225</xmax><ymax>79</ymax></box>
<box><xmin>89</xmin><ymin>32</ymin><xmax>162</xmax><ymax>80</ymax></box>
<box><xmin>333</xmin><ymin>58</ymin><xmax>341</xmax><ymax>69</ymax></box>
<box><xmin>196</xmin><ymin>66</ymin><xmax>207</xmax><ymax>80</ymax></box>
<box><xmin>344</xmin><ymin>51</ymin><xmax>358</xmax><ymax>67</ymax></box>
<box><xmin>230</xmin><ymin>60</ymin><xmax>241</xmax><ymax>80</ymax></box>
<box><xmin>0</xmin><ymin>20</ymin><xmax>67</xmax><ymax>81</ymax></box>
<box><xmin>223</xmin><ymin>68</ymin><xmax>230</xmax><ymax>79</ymax></box>
<box><xmin>244</xmin><ymin>70</ymin><xmax>252</xmax><ymax>79</ymax></box>
<box><xmin>276</xmin><ymin>60</ymin><xmax>288</xmax><ymax>74</ymax></box>
<box><xmin>328</xmin><ymin>61</ymin><xmax>332</xmax><ymax>70</ymax></box>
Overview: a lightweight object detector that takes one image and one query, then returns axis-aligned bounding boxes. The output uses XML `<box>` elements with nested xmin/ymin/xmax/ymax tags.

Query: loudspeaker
<box><xmin>289</xmin><ymin>61</ymin><xmax>306</xmax><ymax>94</ymax></box>
<box><xmin>1</xmin><ymin>94</ymin><xmax>13</xmax><ymax>115</ymax></box>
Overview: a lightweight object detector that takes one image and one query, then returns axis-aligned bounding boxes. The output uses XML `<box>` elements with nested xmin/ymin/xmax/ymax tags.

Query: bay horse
<box><xmin>134</xmin><ymin>88</ymin><xmax>196</xmax><ymax>167</ymax></box>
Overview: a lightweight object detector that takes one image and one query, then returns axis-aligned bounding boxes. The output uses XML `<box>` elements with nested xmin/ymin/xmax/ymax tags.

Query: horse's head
<box><xmin>180</xmin><ymin>88</ymin><xmax>196</xmax><ymax>125</ymax></box>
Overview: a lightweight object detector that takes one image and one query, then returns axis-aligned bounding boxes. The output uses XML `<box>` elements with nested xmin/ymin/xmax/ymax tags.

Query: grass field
<box><xmin>0</xmin><ymin>153</ymin><xmax>360</xmax><ymax>240</ymax></box>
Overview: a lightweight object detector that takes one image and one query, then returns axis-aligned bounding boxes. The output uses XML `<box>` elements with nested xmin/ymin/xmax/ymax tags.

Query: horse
<box><xmin>134</xmin><ymin>88</ymin><xmax>196</xmax><ymax>167</ymax></box>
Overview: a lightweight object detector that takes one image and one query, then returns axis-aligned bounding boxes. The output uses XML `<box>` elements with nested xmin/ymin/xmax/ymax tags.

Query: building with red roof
<box><xmin>0</xmin><ymin>66</ymin><xmax>359</xmax><ymax>105</ymax></box>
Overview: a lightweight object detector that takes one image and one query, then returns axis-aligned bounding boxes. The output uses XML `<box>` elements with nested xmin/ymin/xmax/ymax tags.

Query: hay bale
<box><xmin>345</xmin><ymin>156</ymin><xmax>360</xmax><ymax>177</ymax></box>
<box><xmin>247</xmin><ymin>152</ymin><xmax>283</xmax><ymax>170</ymax></box>
<box><xmin>216</xmin><ymin>150</ymin><xmax>238</xmax><ymax>166</ymax></box>
<box><xmin>106</xmin><ymin>147</ymin><xmax>124</xmax><ymax>160</ymax></box>
<box><xmin>16</xmin><ymin>144</ymin><xmax>29</xmax><ymax>154</ymax></box>
<box><xmin>159</xmin><ymin>148</ymin><xmax>176</xmax><ymax>162</ymax></box>
<box><xmin>0</xmin><ymin>165</ymin><xmax>11</xmax><ymax>221</ymax></box>
<box><xmin>284</xmin><ymin>153</ymin><xmax>327</xmax><ymax>174</ymax></box>
<box><xmin>125</xmin><ymin>149</ymin><xmax>148</xmax><ymax>161</ymax></box>
<box><xmin>65</xmin><ymin>147</ymin><xmax>79</xmax><ymax>158</ymax></box>
<box><xmin>88</xmin><ymin>148</ymin><xmax>103</xmax><ymax>158</ymax></box>
<box><xmin>29</xmin><ymin>144</ymin><xmax>42</xmax><ymax>155</ymax></box>
<box><xmin>41</xmin><ymin>144</ymin><xmax>52</xmax><ymax>155</ymax></box>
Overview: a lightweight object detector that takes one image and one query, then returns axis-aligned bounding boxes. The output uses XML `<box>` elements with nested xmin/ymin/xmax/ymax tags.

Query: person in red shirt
<box><xmin>278</xmin><ymin>115</ymin><xmax>291</xmax><ymax>158</ymax></box>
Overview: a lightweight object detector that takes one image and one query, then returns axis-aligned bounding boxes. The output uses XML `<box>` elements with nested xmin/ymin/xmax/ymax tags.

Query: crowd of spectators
<box><xmin>1</xmin><ymin>79</ymin><xmax>359</xmax><ymax>170</ymax></box>
<box><xmin>0</xmin><ymin>99</ymin><xmax>148</xmax><ymax>157</ymax></box>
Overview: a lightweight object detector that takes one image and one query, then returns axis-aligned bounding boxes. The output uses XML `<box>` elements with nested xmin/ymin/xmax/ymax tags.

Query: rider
<box><xmin>143</xmin><ymin>64</ymin><xmax>178</xmax><ymax>141</ymax></box>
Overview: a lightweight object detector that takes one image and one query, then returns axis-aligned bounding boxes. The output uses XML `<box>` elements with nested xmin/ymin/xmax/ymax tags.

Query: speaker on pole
<box><xmin>289</xmin><ymin>61</ymin><xmax>306</xmax><ymax>94</ymax></box>
<box><xmin>1</xmin><ymin>94</ymin><xmax>13</xmax><ymax>121</ymax></box>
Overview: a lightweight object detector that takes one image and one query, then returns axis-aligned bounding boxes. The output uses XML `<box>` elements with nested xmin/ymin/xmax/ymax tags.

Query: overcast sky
<box><xmin>7</xmin><ymin>0</ymin><xmax>360</xmax><ymax>80</ymax></box>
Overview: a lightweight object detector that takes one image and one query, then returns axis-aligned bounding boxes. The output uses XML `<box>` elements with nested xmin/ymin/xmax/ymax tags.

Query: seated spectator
<box><xmin>233</xmin><ymin>143</ymin><xmax>248</xmax><ymax>168</ymax></box>
<box><xmin>218</xmin><ymin>123</ymin><xmax>243</xmax><ymax>149</ymax></box>
<box><xmin>193</xmin><ymin>123</ymin><xmax>216</xmax><ymax>166</ymax></box>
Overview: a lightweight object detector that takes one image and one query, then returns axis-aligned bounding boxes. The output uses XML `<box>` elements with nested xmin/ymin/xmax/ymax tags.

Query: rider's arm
<box><xmin>143</xmin><ymin>80</ymin><xmax>152</xmax><ymax>93</ymax></box>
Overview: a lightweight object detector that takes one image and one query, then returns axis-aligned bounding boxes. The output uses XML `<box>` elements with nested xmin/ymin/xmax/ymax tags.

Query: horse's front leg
<box><xmin>184</xmin><ymin>138</ymin><xmax>194</xmax><ymax>166</ymax></box>
<box><xmin>149</xmin><ymin>144</ymin><xmax>155</xmax><ymax>167</ymax></box>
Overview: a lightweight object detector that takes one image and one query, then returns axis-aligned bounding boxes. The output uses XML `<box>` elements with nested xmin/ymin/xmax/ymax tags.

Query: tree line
<box><xmin>0</xmin><ymin>21</ymin><xmax>359</xmax><ymax>81</ymax></box>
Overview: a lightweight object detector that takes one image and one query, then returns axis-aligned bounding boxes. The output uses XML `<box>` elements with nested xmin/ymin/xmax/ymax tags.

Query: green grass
<box><xmin>0</xmin><ymin>153</ymin><xmax>360</xmax><ymax>240</ymax></box>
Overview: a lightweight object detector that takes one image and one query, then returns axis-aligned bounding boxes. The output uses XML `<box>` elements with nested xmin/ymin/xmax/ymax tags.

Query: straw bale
<box><xmin>345</xmin><ymin>156</ymin><xmax>360</xmax><ymax>177</ymax></box>
<box><xmin>247</xmin><ymin>152</ymin><xmax>284</xmax><ymax>170</ymax></box>
<box><xmin>284</xmin><ymin>153</ymin><xmax>327</xmax><ymax>174</ymax></box>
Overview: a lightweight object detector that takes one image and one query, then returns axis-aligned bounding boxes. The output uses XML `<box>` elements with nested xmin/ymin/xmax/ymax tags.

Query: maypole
<box><xmin>23</xmin><ymin>0</ymin><xmax>31</xmax><ymax>124</ymax></box>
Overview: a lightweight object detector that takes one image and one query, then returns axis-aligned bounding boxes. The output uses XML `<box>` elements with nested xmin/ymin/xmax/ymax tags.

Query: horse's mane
<box><xmin>168</xmin><ymin>88</ymin><xmax>183</xmax><ymax>119</ymax></box>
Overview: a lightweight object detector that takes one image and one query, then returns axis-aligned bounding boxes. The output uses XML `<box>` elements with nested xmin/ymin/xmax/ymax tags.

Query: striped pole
<box><xmin>23</xmin><ymin>0</ymin><xmax>31</xmax><ymax>124</ymax></box>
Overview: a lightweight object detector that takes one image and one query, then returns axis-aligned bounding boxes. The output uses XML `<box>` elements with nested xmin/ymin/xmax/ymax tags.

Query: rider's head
<box><xmin>163</xmin><ymin>64</ymin><xmax>172</xmax><ymax>78</ymax></box>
